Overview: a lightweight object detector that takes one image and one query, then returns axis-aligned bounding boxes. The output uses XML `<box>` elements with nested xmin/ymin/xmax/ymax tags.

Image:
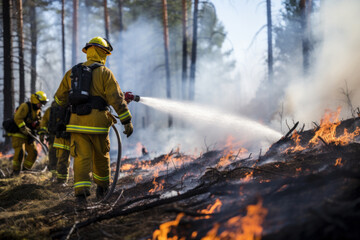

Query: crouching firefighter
<box><xmin>38</xmin><ymin>104</ymin><xmax>57</xmax><ymax>178</ymax></box>
<box><xmin>53</xmin><ymin>37</ymin><xmax>133</xmax><ymax>204</ymax></box>
<box><xmin>6</xmin><ymin>91</ymin><xmax>49</xmax><ymax>175</ymax></box>
<box><xmin>52</xmin><ymin>104</ymin><xmax>71</xmax><ymax>184</ymax></box>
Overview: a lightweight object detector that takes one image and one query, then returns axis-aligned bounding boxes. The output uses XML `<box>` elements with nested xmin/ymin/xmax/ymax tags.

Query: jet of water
<box><xmin>140</xmin><ymin>97</ymin><xmax>283</xmax><ymax>140</ymax></box>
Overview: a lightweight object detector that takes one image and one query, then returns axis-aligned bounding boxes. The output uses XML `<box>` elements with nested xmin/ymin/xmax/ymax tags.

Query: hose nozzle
<box><xmin>124</xmin><ymin>92</ymin><xmax>140</xmax><ymax>103</ymax></box>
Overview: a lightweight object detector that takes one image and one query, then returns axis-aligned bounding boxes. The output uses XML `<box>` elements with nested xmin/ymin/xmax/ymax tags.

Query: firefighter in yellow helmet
<box><xmin>10</xmin><ymin>91</ymin><xmax>48</xmax><ymax>175</ymax></box>
<box><xmin>53</xmin><ymin>37</ymin><xmax>133</xmax><ymax>204</ymax></box>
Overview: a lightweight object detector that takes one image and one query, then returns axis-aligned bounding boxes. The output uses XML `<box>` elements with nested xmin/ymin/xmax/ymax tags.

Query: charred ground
<box><xmin>0</xmin><ymin>117</ymin><xmax>360</xmax><ymax>240</ymax></box>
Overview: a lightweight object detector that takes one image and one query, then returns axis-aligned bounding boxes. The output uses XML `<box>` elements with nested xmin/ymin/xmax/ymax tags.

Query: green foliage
<box><xmin>273</xmin><ymin>0</ymin><xmax>303</xmax><ymax>67</ymax></box>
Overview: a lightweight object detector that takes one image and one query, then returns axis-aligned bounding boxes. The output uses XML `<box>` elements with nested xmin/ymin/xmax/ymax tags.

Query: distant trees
<box><xmin>16</xmin><ymin>0</ymin><xmax>25</xmax><ymax>103</ymax></box>
<box><xmin>266</xmin><ymin>0</ymin><xmax>273</xmax><ymax>82</ymax></box>
<box><xmin>29</xmin><ymin>0</ymin><xmax>37</xmax><ymax>94</ymax></box>
<box><xmin>181</xmin><ymin>0</ymin><xmax>188</xmax><ymax>100</ymax></box>
<box><xmin>1</xmin><ymin>0</ymin><xmax>232</xmax><ymax>137</ymax></box>
<box><xmin>72</xmin><ymin>0</ymin><xmax>78</xmax><ymax>66</ymax></box>
<box><xmin>300</xmin><ymin>0</ymin><xmax>312</xmax><ymax>74</ymax></box>
<box><xmin>274</xmin><ymin>0</ymin><xmax>315</xmax><ymax>75</ymax></box>
<box><xmin>61</xmin><ymin>0</ymin><xmax>66</xmax><ymax>75</ymax></box>
<box><xmin>2</xmin><ymin>0</ymin><xmax>14</xmax><ymax>139</ymax></box>
<box><xmin>189</xmin><ymin>0</ymin><xmax>199</xmax><ymax>101</ymax></box>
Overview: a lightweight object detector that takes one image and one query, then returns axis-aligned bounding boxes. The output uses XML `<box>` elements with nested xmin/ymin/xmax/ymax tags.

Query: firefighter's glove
<box><xmin>39</xmin><ymin>133</ymin><xmax>45</xmax><ymax>143</ymax></box>
<box><xmin>20</xmin><ymin>126</ymin><xmax>31</xmax><ymax>136</ymax></box>
<box><xmin>123</xmin><ymin>122</ymin><xmax>133</xmax><ymax>138</ymax></box>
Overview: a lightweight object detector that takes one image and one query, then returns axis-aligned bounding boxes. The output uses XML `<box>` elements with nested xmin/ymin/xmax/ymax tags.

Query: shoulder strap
<box><xmin>89</xmin><ymin>62</ymin><xmax>104</xmax><ymax>70</ymax></box>
<box><xmin>26</xmin><ymin>102</ymin><xmax>32</xmax><ymax>120</ymax></box>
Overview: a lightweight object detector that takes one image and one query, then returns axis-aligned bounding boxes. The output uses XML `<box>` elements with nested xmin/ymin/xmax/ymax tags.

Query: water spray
<box><xmin>123</xmin><ymin>93</ymin><xmax>282</xmax><ymax>141</ymax></box>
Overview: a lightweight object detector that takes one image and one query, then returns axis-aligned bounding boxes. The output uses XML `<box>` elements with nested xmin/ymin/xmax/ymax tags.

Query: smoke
<box><xmin>283</xmin><ymin>0</ymin><xmax>360</xmax><ymax>123</ymax></box>
<box><xmin>109</xmin><ymin>17</ymin><xmax>280</xmax><ymax>157</ymax></box>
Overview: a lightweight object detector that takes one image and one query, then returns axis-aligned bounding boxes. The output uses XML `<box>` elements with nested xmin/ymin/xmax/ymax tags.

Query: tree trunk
<box><xmin>189</xmin><ymin>0</ymin><xmax>199</xmax><ymax>101</ymax></box>
<box><xmin>3</xmin><ymin>0</ymin><xmax>14</xmax><ymax>146</ymax></box>
<box><xmin>104</xmin><ymin>0</ymin><xmax>110</xmax><ymax>67</ymax></box>
<box><xmin>181</xmin><ymin>0</ymin><xmax>188</xmax><ymax>100</ymax></box>
<box><xmin>16</xmin><ymin>0</ymin><xmax>25</xmax><ymax>104</ymax></box>
<box><xmin>61</xmin><ymin>0</ymin><xmax>66</xmax><ymax>75</ymax></box>
<box><xmin>30</xmin><ymin>1</ymin><xmax>37</xmax><ymax>93</ymax></box>
<box><xmin>266</xmin><ymin>0</ymin><xmax>273</xmax><ymax>82</ymax></box>
<box><xmin>162</xmin><ymin>0</ymin><xmax>172</xmax><ymax>127</ymax></box>
<box><xmin>72</xmin><ymin>0</ymin><xmax>78</xmax><ymax>66</ymax></box>
<box><xmin>117</xmin><ymin>0</ymin><xmax>124</xmax><ymax>84</ymax></box>
<box><xmin>300</xmin><ymin>0</ymin><xmax>312</xmax><ymax>75</ymax></box>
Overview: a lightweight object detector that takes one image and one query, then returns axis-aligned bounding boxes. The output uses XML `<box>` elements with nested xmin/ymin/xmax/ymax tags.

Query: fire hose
<box><xmin>98</xmin><ymin>123</ymin><xmax>122</xmax><ymax>203</ymax></box>
<box><xmin>99</xmin><ymin>93</ymin><xmax>140</xmax><ymax>203</ymax></box>
<box><xmin>29</xmin><ymin>132</ymin><xmax>49</xmax><ymax>155</ymax></box>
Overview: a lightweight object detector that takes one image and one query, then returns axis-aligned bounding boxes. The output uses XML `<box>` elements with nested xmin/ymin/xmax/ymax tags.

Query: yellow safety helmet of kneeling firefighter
<box><xmin>31</xmin><ymin>91</ymin><xmax>49</xmax><ymax>105</ymax></box>
<box><xmin>82</xmin><ymin>37</ymin><xmax>113</xmax><ymax>55</ymax></box>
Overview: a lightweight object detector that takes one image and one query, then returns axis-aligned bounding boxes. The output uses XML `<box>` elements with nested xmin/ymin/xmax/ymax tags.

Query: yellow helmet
<box><xmin>82</xmin><ymin>37</ymin><xmax>113</xmax><ymax>55</ymax></box>
<box><xmin>31</xmin><ymin>91</ymin><xmax>49</xmax><ymax>105</ymax></box>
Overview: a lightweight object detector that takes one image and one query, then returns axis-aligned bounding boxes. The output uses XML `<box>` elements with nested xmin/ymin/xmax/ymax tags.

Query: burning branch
<box><xmin>284</xmin><ymin>121</ymin><xmax>299</xmax><ymax>139</ymax></box>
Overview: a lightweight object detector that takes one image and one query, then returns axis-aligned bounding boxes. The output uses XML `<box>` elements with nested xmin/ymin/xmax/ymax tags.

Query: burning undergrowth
<box><xmin>1</xmin><ymin>110</ymin><xmax>360</xmax><ymax>239</ymax></box>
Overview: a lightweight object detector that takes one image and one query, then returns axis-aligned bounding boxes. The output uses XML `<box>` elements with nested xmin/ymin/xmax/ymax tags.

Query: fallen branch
<box><xmin>51</xmin><ymin>183</ymin><xmax>214</xmax><ymax>238</ymax></box>
<box><xmin>284</xmin><ymin>121</ymin><xmax>299</xmax><ymax>139</ymax></box>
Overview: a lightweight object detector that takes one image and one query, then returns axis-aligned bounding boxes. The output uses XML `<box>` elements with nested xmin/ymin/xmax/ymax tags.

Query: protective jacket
<box><xmin>54</xmin><ymin>47</ymin><xmax>131</xmax><ymax>134</ymax></box>
<box><xmin>39</xmin><ymin>107</ymin><xmax>51</xmax><ymax>135</ymax></box>
<box><xmin>10</xmin><ymin>102</ymin><xmax>41</xmax><ymax>171</ymax></box>
<box><xmin>10</xmin><ymin>102</ymin><xmax>41</xmax><ymax>139</ymax></box>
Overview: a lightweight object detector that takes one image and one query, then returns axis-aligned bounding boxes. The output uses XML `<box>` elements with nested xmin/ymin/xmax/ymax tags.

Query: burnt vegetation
<box><xmin>0</xmin><ymin>116</ymin><xmax>359</xmax><ymax>239</ymax></box>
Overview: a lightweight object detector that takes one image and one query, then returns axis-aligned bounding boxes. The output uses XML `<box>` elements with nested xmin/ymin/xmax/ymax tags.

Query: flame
<box><xmin>334</xmin><ymin>157</ymin><xmax>343</xmax><ymax>166</ymax></box>
<box><xmin>152</xmin><ymin>213</ymin><xmax>185</xmax><ymax>240</ymax></box>
<box><xmin>201</xmin><ymin>199</ymin><xmax>268</xmax><ymax>240</ymax></box>
<box><xmin>197</xmin><ymin>199</ymin><xmax>222</xmax><ymax>219</ymax></box>
<box><xmin>309</xmin><ymin>108</ymin><xmax>360</xmax><ymax>146</ymax></box>
<box><xmin>0</xmin><ymin>152</ymin><xmax>13</xmax><ymax>159</ymax></box>
<box><xmin>191</xmin><ymin>232</ymin><xmax>198</xmax><ymax>239</ymax></box>
<box><xmin>296</xmin><ymin>168</ymin><xmax>302</xmax><ymax>172</ymax></box>
<box><xmin>121</xmin><ymin>163</ymin><xmax>135</xmax><ymax>171</ymax></box>
<box><xmin>243</xmin><ymin>171</ymin><xmax>254</xmax><ymax>183</ymax></box>
<box><xmin>217</xmin><ymin>151</ymin><xmax>234</xmax><ymax>168</ymax></box>
<box><xmin>284</xmin><ymin>130</ymin><xmax>306</xmax><ymax>153</ymax></box>
<box><xmin>149</xmin><ymin>170</ymin><xmax>165</xmax><ymax>193</ymax></box>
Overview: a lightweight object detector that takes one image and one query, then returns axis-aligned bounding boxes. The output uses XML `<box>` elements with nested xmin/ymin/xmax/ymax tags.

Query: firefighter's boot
<box><xmin>96</xmin><ymin>186</ymin><xmax>108</xmax><ymax>200</ymax></box>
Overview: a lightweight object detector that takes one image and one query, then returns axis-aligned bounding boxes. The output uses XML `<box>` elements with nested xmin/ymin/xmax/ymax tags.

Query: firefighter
<box><xmin>52</xmin><ymin>104</ymin><xmax>71</xmax><ymax>184</ymax></box>
<box><xmin>10</xmin><ymin>91</ymin><xmax>49</xmax><ymax>175</ymax></box>
<box><xmin>38</xmin><ymin>105</ymin><xmax>57</xmax><ymax>178</ymax></box>
<box><xmin>53</xmin><ymin>37</ymin><xmax>133</xmax><ymax>204</ymax></box>
<box><xmin>53</xmin><ymin>136</ymin><xmax>71</xmax><ymax>184</ymax></box>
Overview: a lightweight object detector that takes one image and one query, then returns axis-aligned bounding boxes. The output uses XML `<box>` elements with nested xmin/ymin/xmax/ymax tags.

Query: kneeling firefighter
<box><xmin>53</xmin><ymin>37</ymin><xmax>133</xmax><ymax>203</ymax></box>
<box><xmin>9</xmin><ymin>91</ymin><xmax>49</xmax><ymax>174</ymax></box>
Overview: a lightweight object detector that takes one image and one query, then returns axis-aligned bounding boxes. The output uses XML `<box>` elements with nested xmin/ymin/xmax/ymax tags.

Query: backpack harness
<box><xmin>69</xmin><ymin>62</ymin><xmax>108</xmax><ymax>115</ymax></box>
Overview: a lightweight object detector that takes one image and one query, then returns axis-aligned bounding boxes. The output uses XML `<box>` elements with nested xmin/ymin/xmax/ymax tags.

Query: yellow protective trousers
<box><xmin>55</xmin><ymin>148</ymin><xmax>70</xmax><ymax>183</ymax></box>
<box><xmin>12</xmin><ymin>136</ymin><xmax>38</xmax><ymax>171</ymax></box>
<box><xmin>70</xmin><ymin>133</ymin><xmax>110</xmax><ymax>196</ymax></box>
<box><xmin>47</xmin><ymin>134</ymin><xmax>57</xmax><ymax>176</ymax></box>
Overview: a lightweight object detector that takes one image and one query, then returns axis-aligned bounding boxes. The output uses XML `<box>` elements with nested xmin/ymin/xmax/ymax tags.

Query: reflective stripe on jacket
<box><xmin>54</xmin><ymin>47</ymin><xmax>131</xmax><ymax>134</ymax></box>
<box><xmin>14</xmin><ymin>102</ymin><xmax>41</xmax><ymax>130</ymax></box>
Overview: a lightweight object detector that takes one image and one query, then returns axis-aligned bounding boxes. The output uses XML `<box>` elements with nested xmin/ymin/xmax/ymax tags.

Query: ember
<box><xmin>334</xmin><ymin>157</ymin><xmax>343</xmax><ymax>166</ymax></box>
<box><xmin>198</xmin><ymin>199</ymin><xmax>222</xmax><ymax>219</ymax></box>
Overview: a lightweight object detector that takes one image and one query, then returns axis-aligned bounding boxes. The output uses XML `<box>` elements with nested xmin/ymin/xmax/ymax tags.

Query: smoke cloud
<box><xmin>283</xmin><ymin>0</ymin><xmax>360</xmax><ymax>123</ymax></box>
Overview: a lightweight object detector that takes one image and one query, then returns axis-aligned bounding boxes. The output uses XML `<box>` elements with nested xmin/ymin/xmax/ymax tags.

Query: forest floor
<box><xmin>1</xmin><ymin>117</ymin><xmax>360</xmax><ymax>240</ymax></box>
